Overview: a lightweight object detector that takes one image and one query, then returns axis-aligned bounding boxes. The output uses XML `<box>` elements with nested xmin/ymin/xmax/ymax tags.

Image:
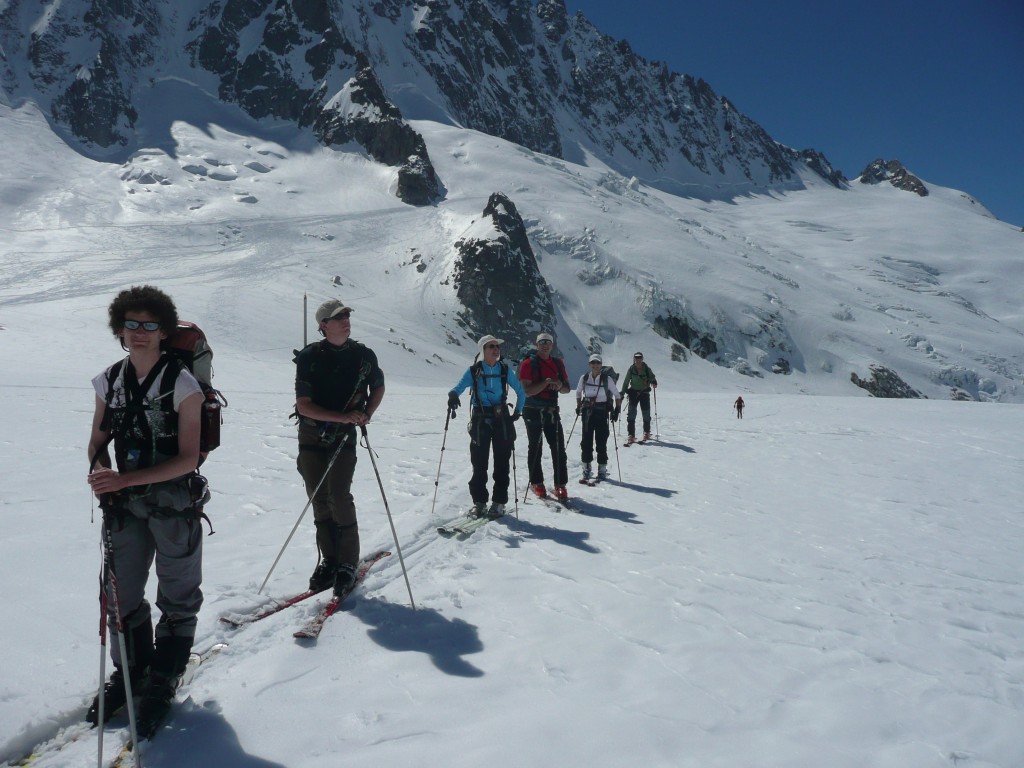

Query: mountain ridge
<box><xmin>0</xmin><ymin>0</ymin><xmax>1021</xmax><ymax>402</ymax></box>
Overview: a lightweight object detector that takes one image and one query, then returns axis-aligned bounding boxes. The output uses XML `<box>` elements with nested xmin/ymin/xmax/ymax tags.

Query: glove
<box><xmin>575</xmin><ymin>403</ymin><xmax>582</xmax><ymax>415</ymax></box>
<box><xmin>610</xmin><ymin>408</ymin><xmax>620</xmax><ymax>422</ymax></box>
<box><xmin>447</xmin><ymin>392</ymin><xmax>460</xmax><ymax>410</ymax></box>
<box><xmin>511</xmin><ymin>411</ymin><xmax>522</xmax><ymax>422</ymax></box>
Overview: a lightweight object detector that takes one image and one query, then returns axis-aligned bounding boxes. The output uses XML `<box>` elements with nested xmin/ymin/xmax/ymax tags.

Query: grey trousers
<box><xmin>105</xmin><ymin>509</ymin><xmax>203</xmax><ymax>667</ymax></box>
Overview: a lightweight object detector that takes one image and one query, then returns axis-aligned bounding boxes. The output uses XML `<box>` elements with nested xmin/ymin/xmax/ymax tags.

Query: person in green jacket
<box><xmin>622</xmin><ymin>352</ymin><xmax>657</xmax><ymax>444</ymax></box>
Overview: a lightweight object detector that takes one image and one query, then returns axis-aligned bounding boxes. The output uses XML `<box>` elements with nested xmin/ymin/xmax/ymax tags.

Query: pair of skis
<box><xmin>219</xmin><ymin>550</ymin><xmax>391</xmax><ymax>640</ymax></box>
<box><xmin>436</xmin><ymin>511</ymin><xmax>504</xmax><ymax>537</ymax></box>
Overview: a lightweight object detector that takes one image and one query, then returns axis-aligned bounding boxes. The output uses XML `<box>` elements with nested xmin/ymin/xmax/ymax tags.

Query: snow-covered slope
<box><xmin>1</xmin><ymin>96</ymin><xmax>1021</xmax><ymax>402</ymax></box>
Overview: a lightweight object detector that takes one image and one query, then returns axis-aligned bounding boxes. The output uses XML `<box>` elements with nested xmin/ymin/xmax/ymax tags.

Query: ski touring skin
<box><xmin>437</xmin><ymin>511</ymin><xmax>506</xmax><ymax>537</ymax></box>
<box><xmin>219</xmin><ymin>587</ymin><xmax>327</xmax><ymax>629</ymax></box>
<box><xmin>531</xmin><ymin>492</ymin><xmax>576</xmax><ymax>512</ymax></box>
<box><xmin>107</xmin><ymin>643</ymin><xmax>228</xmax><ymax>768</ymax></box>
<box><xmin>292</xmin><ymin>550</ymin><xmax>391</xmax><ymax>641</ymax></box>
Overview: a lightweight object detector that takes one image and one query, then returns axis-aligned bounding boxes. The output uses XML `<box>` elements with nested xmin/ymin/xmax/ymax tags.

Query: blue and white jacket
<box><xmin>450</xmin><ymin>360</ymin><xmax>526</xmax><ymax>415</ymax></box>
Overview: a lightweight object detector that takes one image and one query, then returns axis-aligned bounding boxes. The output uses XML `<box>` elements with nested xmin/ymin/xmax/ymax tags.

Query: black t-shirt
<box><xmin>295</xmin><ymin>339</ymin><xmax>385</xmax><ymax>414</ymax></box>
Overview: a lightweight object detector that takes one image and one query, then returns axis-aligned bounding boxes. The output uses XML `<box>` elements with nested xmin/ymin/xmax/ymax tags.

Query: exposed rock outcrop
<box><xmin>450</xmin><ymin>193</ymin><xmax>556</xmax><ymax>355</ymax></box>
<box><xmin>858</xmin><ymin>159</ymin><xmax>928</xmax><ymax>196</ymax></box>
<box><xmin>850</xmin><ymin>365</ymin><xmax>924</xmax><ymax>398</ymax></box>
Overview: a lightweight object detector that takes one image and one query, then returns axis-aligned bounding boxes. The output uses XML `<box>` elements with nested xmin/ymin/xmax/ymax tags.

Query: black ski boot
<box><xmin>86</xmin><ymin>612</ymin><xmax>154</xmax><ymax>725</ymax></box>
<box><xmin>333</xmin><ymin>562</ymin><xmax>357</xmax><ymax>596</ymax></box>
<box><xmin>136</xmin><ymin>635</ymin><xmax>191</xmax><ymax>739</ymax></box>
<box><xmin>309</xmin><ymin>558</ymin><xmax>338</xmax><ymax>592</ymax></box>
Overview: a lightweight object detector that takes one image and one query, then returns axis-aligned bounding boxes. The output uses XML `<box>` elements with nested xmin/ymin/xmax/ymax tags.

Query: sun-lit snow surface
<box><xmin>1</xmin><ymin>99</ymin><xmax>1023</xmax><ymax>766</ymax></box>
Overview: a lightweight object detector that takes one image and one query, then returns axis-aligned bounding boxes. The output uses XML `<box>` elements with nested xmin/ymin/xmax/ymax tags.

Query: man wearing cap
<box><xmin>518</xmin><ymin>332</ymin><xmax>571</xmax><ymax>500</ymax></box>
<box><xmin>294</xmin><ymin>300</ymin><xmax>385</xmax><ymax>595</ymax></box>
<box><xmin>447</xmin><ymin>335</ymin><xmax>526</xmax><ymax>517</ymax></box>
<box><xmin>575</xmin><ymin>354</ymin><xmax>622</xmax><ymax>480</ymax></box>
<box><xmin>621</xmin><ymin>352</ymin><xmax>657</xmax><ymax>445</ymax></box>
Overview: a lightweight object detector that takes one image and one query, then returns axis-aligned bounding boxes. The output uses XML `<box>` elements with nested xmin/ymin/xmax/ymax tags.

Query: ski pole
<box><xmin>259</xmin><ymin>433</ymin><xmax>350</xmax><ymax>594</ymax></box>
<box><xmin>510</xmin><ymin>446</ymin><xmax>520</xmax><ymax>519</ymax></box>
<box><xmin>507</xmin><ymin>406</ymin><xmax>520</xmax><ymax>519</ymax></box>
<box><xmin>565</xmin><ymin>407</ymin><xmax>581</xmax><ymax>445</ymax></box>
<box><xmin>522</xmin><ymin>412</ymin><xmax>544</xmax><ymax>503</ymax></box>
<box><xmin>610</xmin><ymin>418</ymin><xmax>622</xmax><ymax>482</ymax></box>
<box><xmin>554</xmin><ymin>407</ymin><xmax>568</xmax><ymax>490</ymax></box>
<box><xmin>430</xmin><ymin>407</ymin><xmax>455</xmax><ymax>517</ymax></box>
<box><xmin>100</xmin><ymin>510</ymin><xmax>142</xmax><ymax>768</ymax></box>
<box><xmin>653</xmin><ymin>388</ymin><xmax>660</xmax><ymax>438</ymax></box>
<box><xmin>96</xmin><ymin>550</ymin><xmax>108</xmax><ymax>766</ymax></box>
<box><xmin>359</xmin><ymin>426</ymin><xmax>416</xmax><ymax>610</ymax></box>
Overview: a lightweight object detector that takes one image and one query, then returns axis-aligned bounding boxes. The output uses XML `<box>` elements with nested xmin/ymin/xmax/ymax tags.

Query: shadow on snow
<box><xmin>347</xmin><ymin>597</ymin><xmax>485</xmax><ymax>678</ymax></box>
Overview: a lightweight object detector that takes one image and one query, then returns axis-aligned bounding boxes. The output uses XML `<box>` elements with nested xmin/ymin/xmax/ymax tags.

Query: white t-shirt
<box><xmin>93</xmin><ymin>356</ymin><xmax>202</xmax><ymax>412</ymax></box>
<box><xmin>575</xmin><ymin>372</ymin><xmax>621</xmax><ymax>404</ymax></box>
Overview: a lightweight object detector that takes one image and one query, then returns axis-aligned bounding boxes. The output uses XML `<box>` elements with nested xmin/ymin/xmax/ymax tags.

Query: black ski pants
<box><xmin>580</xmin><ymin>405</ymin><xmax>611</xmax><ymax>465</ymax></box>
<box><xmin>524</xmin><ymin>406</ymin><xmax>568</xmax><ymax>486</ymax></box>
<box><xmin>468</xmin><ymin>410</ymin><xmax>515</xmax><ymax>504</ymax></box>
<box><xmin>626</xmin><ymin>390</ymin><xmax>652</xmax><ymax>436</ymax></box>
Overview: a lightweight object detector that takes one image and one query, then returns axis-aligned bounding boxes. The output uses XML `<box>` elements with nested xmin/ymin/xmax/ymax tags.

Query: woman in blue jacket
<box><xmin>447</xmin><ymin>335</ymin><xmax>526</xmax><ymax>517</ymax></box>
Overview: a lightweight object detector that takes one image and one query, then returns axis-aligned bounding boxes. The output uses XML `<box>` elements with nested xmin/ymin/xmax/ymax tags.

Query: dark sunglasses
<box><xmin>537</xmin><ymin>339</ymin><xmax>553</xmax><ymax>345</ymax></box>
<box><xmin>123</xmin><ymin>320</ymin><xmax>161</xmax><ymax>332</ymax></box>
<box><xmin>485</xmin><ymin>343</ymin><xmax>501</xmax><ymax>350</ymax></box>
<box><xmin>325</xmin><ymin>312</ymin><xmax>351</xmax><ymax>322</ymax></box>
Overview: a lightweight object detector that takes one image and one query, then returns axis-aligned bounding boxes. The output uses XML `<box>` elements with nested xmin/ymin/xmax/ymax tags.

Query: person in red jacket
<box><xmin>518</xmin><ymin>332</ymin><xmax>570</xmax><ymax>500</ymax></box>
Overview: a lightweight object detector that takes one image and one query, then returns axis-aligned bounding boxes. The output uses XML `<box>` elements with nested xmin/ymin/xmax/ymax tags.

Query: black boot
<box><xmin>333</xmin><ymin>562</ymin><xmax>357</xmax><ymax>596</ymax></box>
<box><xmin>86</xmin><ymin>667</ymin><xmax>134</xmax><ymax>726</ymax></box>
<box><xmin>86</xmin><ymin>613</ymin><xmax>154</xmax><ymax>725</ymax></box>
<box><xmin>309</xmin><ymin>558</ymin><xmax>338</xmax><ymax>591</ymax></box>
<box><xmin>136</xmin><ymin>635</ymin><xmax>191</xmax><ymax>739</ymax></box>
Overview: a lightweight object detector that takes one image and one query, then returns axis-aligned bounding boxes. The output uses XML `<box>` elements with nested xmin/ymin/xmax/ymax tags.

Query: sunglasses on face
<box><xmin>325</xmin><ymin>312</ymin><xmax>351</xmax><ymax>322</ymax></box>
<box><xmin>537</xmin><ymin>340</ymin><xmax>553</xmax><ymax>345</ymax></box>
<box><xmin>123</xmin><ymin>320</ymin><xmax>161</xmax><ymax>332</ymax></box>
<box><xmin>485</xmin><ymin>344</ymin><xmax>501</xmax><ymax>350</ymax></box>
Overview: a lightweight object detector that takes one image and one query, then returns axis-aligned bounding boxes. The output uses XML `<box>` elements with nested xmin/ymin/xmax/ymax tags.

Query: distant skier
<box><xmin>622</xmin><ymin>352</ymin><xmax>657</xmax><ymax>444</ymax></box>
<box><xmin>518</xmin><ymin>332</ymin><xmax>571</xmax><ymax>500</ymax></box>
<box><xmin>575</xmin><ymin>354</ymin><xmax>621</xmax><ymax>481</ymax></box>
<box><xmin>734</xmin><ymin>396</ymin><xmax>745</xmax><ymax>419</ymax></box>
<box><xmin>447</xmin><ymin>335</ymin><xmax>526</xmax><ymax>518</ymax></box>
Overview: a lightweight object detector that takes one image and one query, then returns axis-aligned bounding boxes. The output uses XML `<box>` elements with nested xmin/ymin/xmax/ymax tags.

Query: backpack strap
<box><xmin>470</xmin><ymin>359</ymin><xmax>508</xmax><ymax>408</ymax></box>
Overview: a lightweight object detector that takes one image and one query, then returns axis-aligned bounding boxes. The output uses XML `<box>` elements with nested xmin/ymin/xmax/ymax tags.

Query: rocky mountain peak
<box><xmin>858</xmin><ymin>159</ymin><xmax>929</xmax><ymax>196</ymax></box>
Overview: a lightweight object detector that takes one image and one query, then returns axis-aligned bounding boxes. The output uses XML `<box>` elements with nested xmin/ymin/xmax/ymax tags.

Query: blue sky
<box><xmin>564</xmin><ymin>0</ymin><xmax>1024</xmax><ymax>227</ymax></box>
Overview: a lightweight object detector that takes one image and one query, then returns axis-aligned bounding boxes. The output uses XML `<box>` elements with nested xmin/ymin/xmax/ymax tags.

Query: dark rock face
<box><xmin>3</xmin><ymin>0</ymin><xmax>843</xmax><ymax>200</ymax></box>
<box><xmin>850</xmin><ymin>365</ymin><xmax>924</xmax><ymax>398</ymax></box>
<box><xmin>450</xmin><ymin>192</ymin><xmax>556</xmax><ymax>355</ymax></box>
<box><xmin>189</xmin><ymin>7</ymin><xmax>440</xmax><ymax>205</ymax></box>
<box><xmin>858</xmin><ymin>159</ymin><xmax>929</xmax><ymax>196</ymax></box>
<box><xmin>406</xmin><ymin>0</ymin><xmax>844</xmax><ymax>190</ymax></box>
<box><xmin>653</xmin><ymin>314</ymin><xmax>718</xmax><ymax>359</ymax></box>
<box><xmin>12</xmin><ymin>0</ymin><xmax>161</xmax><ymax>148</ymax></box>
